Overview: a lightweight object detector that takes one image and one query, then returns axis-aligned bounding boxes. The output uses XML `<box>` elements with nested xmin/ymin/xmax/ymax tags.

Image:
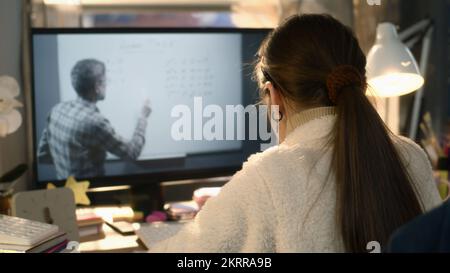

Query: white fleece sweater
<box><xmin>150</xmin><ymin>107</ymin><xmax>442</xmax><ymax>253</ymax></box>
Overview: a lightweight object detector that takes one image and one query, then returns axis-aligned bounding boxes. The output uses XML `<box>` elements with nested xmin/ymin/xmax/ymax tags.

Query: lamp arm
<box><xmin>404</xmin><ymin>35</ymin><xmax>422</xmax><ymax>49</ymax></box>
<box><xmin>398</xmin><ymin>18</ymin><xmax>432</xmax><ymax>41</ymax></box>
<box><xmin>408</xmin><ymin>26</ymin><xmax>434</xmax><ymax>139</ymax></box>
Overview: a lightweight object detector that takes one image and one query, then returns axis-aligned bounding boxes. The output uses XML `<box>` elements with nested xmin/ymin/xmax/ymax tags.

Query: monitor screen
<box><xmin>31</xmin><ymin>28</ymin><xmax>270</xmax><ymax>186</ymax></box>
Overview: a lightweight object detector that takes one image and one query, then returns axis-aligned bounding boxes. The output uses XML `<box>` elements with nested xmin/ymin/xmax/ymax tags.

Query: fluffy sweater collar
<box><xmin>284</xmin><ymin>107</ymin><xmax>337</xmax><ymax>147</ymax></box>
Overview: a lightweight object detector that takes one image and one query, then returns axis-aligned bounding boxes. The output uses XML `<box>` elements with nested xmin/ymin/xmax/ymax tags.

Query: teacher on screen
<box><xmin>37</xmin><ymin>59</ymin><xmax>152</xmax><ymax>179</ymax></box>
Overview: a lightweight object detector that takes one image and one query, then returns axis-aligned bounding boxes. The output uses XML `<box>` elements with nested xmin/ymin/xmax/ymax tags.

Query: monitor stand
<box><xmin>130</xmin><ymin>183</ymin><xmax>164</xmax><ymax>217</ymax></box>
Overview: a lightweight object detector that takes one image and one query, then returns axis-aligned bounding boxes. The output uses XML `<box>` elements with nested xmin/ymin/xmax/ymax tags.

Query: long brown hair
<box><xmin>255</xmin><ymin>14</ymin><xmax>423</xmax><ymax>252</ymax></box>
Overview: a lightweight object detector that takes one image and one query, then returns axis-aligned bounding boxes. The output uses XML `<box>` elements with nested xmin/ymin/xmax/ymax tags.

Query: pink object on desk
<box><xmin>193</xmin><ymin>187</ymin><xmax>221</xmax><ymax>209</ymax></box>
<box><xmin>145</xmin><ymin>211</ymin><xmax>167</xmax><ymax>223</ymax></box>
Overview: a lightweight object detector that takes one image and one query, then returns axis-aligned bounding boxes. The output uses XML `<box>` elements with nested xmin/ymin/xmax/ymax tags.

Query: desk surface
<box><xmin>79</xmin><ymin>223</ymin><xmax>146</xmax><ymax>253</ymax></box>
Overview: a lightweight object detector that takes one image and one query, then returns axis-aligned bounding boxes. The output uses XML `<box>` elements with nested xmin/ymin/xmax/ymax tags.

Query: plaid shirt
<box><xmin>38</xmin><ymin>98</ymin><xmax>147</xmax><ymax>180</ymax></box>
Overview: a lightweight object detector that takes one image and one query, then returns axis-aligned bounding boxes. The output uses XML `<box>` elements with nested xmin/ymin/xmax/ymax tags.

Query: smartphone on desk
<box><xmin>105</xmin><ymin>221</ymin><xmax>136</xmax><ymax>236</ymax></box>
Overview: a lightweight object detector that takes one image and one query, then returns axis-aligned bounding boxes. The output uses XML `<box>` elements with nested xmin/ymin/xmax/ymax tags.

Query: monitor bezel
<box><xmin>30</xmin><ymin>27</ymin><xmax>271</xmax><ymax>188</ymax></box>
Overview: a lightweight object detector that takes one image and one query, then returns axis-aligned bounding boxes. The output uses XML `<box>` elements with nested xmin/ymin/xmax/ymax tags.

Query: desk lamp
<box><xmin>366</xmin><ymin>19</ymin><xmax>433</xmax><ymax>139</ymax></box>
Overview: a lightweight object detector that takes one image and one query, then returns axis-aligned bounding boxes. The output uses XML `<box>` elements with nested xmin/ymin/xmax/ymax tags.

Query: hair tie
<box><xmin>326</xmin><ymin>65</ymin><xmax>366</xmax><ymax>104</ymax></box>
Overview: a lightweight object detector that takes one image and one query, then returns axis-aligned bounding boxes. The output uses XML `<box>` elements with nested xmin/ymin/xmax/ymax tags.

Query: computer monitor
<box><xmin>31</xmin><ymin>28</ymin><xmax>270</xmax><ymax>187</ymax></box>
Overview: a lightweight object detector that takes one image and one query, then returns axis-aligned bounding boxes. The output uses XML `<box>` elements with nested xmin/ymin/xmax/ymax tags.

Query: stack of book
<box><xmin>0</xmin><ymin>230</ymin><xmax>68</xmax><ymax>253</ymax></box>
<box><xmin>76</xmin><ymin>210</ymin><xmax>105</xmax><ymax>242</ymax></box>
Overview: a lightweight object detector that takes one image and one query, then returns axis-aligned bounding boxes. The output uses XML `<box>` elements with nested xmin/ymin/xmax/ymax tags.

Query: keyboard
<box><xmin>136</xmin><ymin>221</ymin><xmax>189</xmax><ymax>249</ymax></box>
<box><xmin>0</xmin><ymin>214</ymin><xmax>59</xmax><ymax>246</ymax></box>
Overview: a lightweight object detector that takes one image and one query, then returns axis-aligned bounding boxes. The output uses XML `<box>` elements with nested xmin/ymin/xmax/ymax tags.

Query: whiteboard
<box><xmin>57</xmin><ymin>33</ymin><xmax>243</xmax><ymax>160</ymax></box>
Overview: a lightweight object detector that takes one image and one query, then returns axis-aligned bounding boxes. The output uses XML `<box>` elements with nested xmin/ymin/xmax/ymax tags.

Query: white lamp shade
<box><xmin>366</xmin><ymin>23</ymin><xmax>424</xmax><ymax>97</ymax></box>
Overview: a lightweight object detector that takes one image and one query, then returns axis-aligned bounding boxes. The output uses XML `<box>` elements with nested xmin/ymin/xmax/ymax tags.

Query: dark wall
<box><xmin>398</xmin><ymin>0</ymin><xmax>449</xmax><ymax>139</ymax></box>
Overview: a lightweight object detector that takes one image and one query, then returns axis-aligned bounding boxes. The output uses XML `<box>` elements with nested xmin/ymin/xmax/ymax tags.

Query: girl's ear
<box><xmin>264</xmin><ymin>81</ymin><xmax>285</xmax><ymax>113</ymax></box>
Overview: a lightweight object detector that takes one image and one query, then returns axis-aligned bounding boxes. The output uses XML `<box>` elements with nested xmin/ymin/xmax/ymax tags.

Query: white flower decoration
<box><xmin>0</xmin><ymin>75</ymin><xmax>23</xmax><ymax>137</ymax></box>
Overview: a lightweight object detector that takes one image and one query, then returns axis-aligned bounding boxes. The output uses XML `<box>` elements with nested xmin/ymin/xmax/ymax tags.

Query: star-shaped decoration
<box><xmin>65</xmin><ymin>176</ymin><xmax>90</xmax><ymax>205</ymax></box>
<box><xmin>46</xmin><ymin>176</ymin><xmax>90</xmax><ymax>205</ymax></box>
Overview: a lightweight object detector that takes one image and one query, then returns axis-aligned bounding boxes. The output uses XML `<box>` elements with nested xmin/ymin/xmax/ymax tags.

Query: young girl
<box><xmin>150</xmin><ymin>14</ymin><xmax>441</xmax><ymax>253</ymax></box>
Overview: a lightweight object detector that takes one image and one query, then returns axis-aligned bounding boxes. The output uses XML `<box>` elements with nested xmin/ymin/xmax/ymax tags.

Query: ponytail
<box><xmin>329</xmin><ymin>67</ymin><xmax>423</xmax><ymax>252</ymax></box>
